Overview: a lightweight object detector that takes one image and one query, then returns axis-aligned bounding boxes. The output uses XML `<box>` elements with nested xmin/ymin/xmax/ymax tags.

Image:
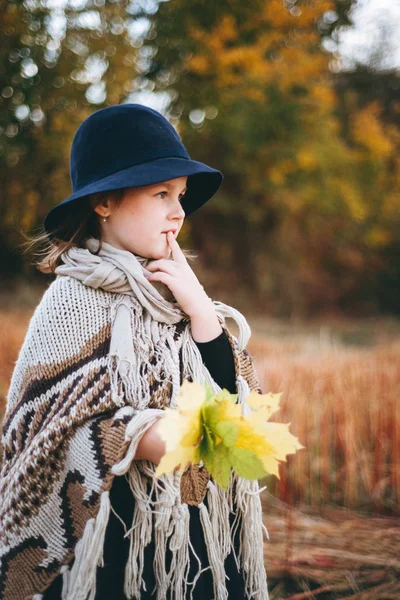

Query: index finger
<box><xmin>167</xmin><ymin>231</ymin><xmax>187</xmax><ymax>264</ymax></box>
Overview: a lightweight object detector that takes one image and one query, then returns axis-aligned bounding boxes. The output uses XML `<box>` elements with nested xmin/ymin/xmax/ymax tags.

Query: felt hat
<box><xmin>44</xmin><ymin>103</ymin><xmax>223</xmax><ymax>237</ymax></box>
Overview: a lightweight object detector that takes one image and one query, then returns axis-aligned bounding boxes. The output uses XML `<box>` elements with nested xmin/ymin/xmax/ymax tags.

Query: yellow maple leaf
<box><xmin>215</xmin><ymin>398</ymin><xmax>243</xmax><ymax>423</ymax></box>
<box><xmin>236</xmin><ymin>421</ymin><xmax>275</xmax><ymax>456</ymax></box>
<box><xmin>238</xmin><ymin>391</ymin><xmax>305</xmax><ymax>479</ymax></box>
<box><xmin>153</xmin><ymin>380</ymin><xmax>305</xmax><ymax>483</ymax></box>
<box><xmin>176</xmin><ymin>379</ymin><xmax>206</xmax><ymax>415</ymax></box>
<box><xmin>155</xmin><ymin>411</ymin><xmax>183</xmax><ymax>452</ymax></box>
<box><xmin>154</xmin><ymin>444</ymin><xmax>197</xmax><ymax>477</ymax></box>
<box><xmin>153</xmin><ymin>379</ymin><xmax>205</xmax><ymax>477</ymax></box>
<box><xmin>246</xmin><ymin>390</ymin><xmax>282</xmax><ymax>420</ymax></box>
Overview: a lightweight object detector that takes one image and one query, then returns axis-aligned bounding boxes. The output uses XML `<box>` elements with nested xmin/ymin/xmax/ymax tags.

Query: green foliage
<box><xmin>0</xmin><ymin>0</ymin><xmax>142</xmax><ymax>273</ymax></box>
<box><xmin>215</xmin><ymin>421</ymin><xmax>238</xmax><ymax>447</ymax></box>
<box><xmin>228</xmin><ymin>447</ymin><xmax>267</xmax><ymax>481</ymax></box>
<box><xmin>204</xmin><ymin>443</ymin><xmax>231</xmax><ymax>490</ymax></box>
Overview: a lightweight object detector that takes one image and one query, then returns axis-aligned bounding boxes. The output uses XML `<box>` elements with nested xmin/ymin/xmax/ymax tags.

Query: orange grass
<box><xmin>248</xmin><ymin>332</ymin><xmax>400</xmax><ymax>513</ymax></box>
<box><xmin>0</xmin><ymin>309</ymin><xmax>32</xmax><ymax>407</ymax></box>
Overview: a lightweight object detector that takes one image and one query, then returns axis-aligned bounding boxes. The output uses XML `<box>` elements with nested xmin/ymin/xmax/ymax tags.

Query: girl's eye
<box><xmin>157</xmin><ymin>191</ymin><xmax>186</xmax><ymax>202</ymax></box>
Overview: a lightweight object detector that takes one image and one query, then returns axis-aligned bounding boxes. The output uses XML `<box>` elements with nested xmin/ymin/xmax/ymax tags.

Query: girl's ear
<box><xmin>91</xmin><ymin>193</ymin><xmax>114</xmax><ymax>217</ymax></box>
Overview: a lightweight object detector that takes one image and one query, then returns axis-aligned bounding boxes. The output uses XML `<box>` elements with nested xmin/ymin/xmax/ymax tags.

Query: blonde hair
<box><xmin>21</xmin><ymin>189</ymin><xmax>196</xmax><ymax>274</ymax></box>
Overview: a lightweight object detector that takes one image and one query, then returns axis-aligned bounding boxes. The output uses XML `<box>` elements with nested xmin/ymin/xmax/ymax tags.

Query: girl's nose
<box><xmin>171</xmin><ymin>197</ymin><xmax>186</xmax><ymax>220</ymax></box>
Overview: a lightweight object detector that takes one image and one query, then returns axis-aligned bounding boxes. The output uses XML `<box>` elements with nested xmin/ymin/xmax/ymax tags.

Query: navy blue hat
<box><xmin>44</xmin><ymin>103</ymin><xmax>223</xmax><ymax>237</ymax></box>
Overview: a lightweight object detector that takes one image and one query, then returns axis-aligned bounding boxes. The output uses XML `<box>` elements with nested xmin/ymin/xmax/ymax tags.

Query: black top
<box><xmin>44</xmin><ymin>329</ymin><xmax>245</xmax><ymax>599</ymax></box>
<box><xmin>194</xmin><ymin>329</ymin><xmax>237</xmax><ymax>395</ymax></box>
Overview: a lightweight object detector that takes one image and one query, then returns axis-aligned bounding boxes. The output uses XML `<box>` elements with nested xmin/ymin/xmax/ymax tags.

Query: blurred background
<box><xmin>1</xmin><ymin>0</ymin><xmax>399</xmax><ymax>597</ymax></box>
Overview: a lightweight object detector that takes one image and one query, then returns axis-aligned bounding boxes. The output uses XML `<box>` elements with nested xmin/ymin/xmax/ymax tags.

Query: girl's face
<box><xmin>94</xmin><ymin>176</ymin><xmax>187</xmax><ymax>259</ymax></box>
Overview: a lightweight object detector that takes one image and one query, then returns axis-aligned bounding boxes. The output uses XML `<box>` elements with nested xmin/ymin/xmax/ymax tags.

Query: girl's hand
<box><xmin>134</xmin><ymin>421</ymin><xmax>166</xmax><ymax>464</ymax></box>
<box><xmin>146</xmin><ymin>231</ymin><xmax>212</xmax><ymax>319</ymax></box>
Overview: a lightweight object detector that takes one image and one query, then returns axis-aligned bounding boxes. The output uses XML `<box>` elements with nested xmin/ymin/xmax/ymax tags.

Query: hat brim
<box><xmin>44</xmin><ymin>157</ymin><xmax>223</xmax><ymax>237</ymax></box>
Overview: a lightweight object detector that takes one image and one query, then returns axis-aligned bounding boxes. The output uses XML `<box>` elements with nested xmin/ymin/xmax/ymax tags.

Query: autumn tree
<box><xmin>0</xmin><ymin>0</ymin><xmax>150</xmax><ymax>276</ymax></box>
<box><xmin>144</xmin><ymin>0</ymin><xmax>400</xmax><ymax>316</ymax></box>
<box><xmin>1</xmin><ymin>0</ymin><xmax>399</xmax><ymax>316</ymax></box>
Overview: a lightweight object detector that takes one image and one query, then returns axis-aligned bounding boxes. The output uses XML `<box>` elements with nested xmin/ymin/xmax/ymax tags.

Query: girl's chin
<box><xmin>146</xmin><ymin>245</ymin><xmax>171</xmax><ymax>260</ymax></box>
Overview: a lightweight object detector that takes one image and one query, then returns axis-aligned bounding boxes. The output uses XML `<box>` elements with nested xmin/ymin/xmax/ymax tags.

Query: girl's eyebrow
<box><xmin>156</xmin><ymin>182</ymin><xmax>188</xmax><ymax>193</ymax></box>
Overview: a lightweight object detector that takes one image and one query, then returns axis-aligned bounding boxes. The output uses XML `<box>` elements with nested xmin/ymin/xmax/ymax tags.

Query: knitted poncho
<box><xmin>0</xmin><ymin>272</ymin><xmax>269</xmax><ymax>600</ymax></box>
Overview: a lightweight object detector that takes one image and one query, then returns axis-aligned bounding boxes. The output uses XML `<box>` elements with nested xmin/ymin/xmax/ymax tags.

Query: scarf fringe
<box><xmin>123</xmin><ymin>463</ymin><xmax>154</xmax><ymax>599</ymax></box>
<box><xmin>107</xmin><ymin>296</ymin><xmax>251</xmax><ymax>412</ymax></box>
<box><xmin>121</xmin><ymin>467</ymin><xmax>264</xmax><ymax>600</ymax></box>
<box><xmin>62</xmin><ymin>292</ymin><xmax>267</xmax><ymax>600</ymax></box>
<box><xmin>47</xmin><ymin>432</ymin><xmax>269</xmax><ymax>600</ymax></box>
<box><xmin>113</xmin><ymin>305</ymin><xmax>268</xmax><ymax>600</ymax></box>
<box><xmin>206</xmin><ymin>480</ymin><xmax>232</xmax><ymax>560</ymax></box>
<box><xmin>108</xmin><ymin>297</ymin><xmax>184</xmax><ymax>411</ymax></box>
<box><xmin>234</xmin><ymin>372</ymin><xmax>270</xmax><ymax>599</ymax></box>
<box><xmin>198</xmin><ymin>501</ymin><xmax>229</xmax><ymax>600</ymax></box>
<box><xmin>61</xmin><ymin>490</ymin><xmax>111</xmax><ymax>600</ymax></box>
<box><xmin>61</xmin><ymin>565</ymin><xmax>70</xmax><ymax>600</ymax></box>
<box><xmin>234</xmin><ymin>477</ymin><xmax>270</xmax><ymax>600</ymax></box>
<box><xmin>165</xmin><ymin>502</ymin><xmax>191</xmax><ymax>600</ymax></box>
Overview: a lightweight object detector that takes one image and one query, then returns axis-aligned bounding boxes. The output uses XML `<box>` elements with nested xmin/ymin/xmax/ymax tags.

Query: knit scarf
<box><xmin>0</xmin><ymin>237</ymin><xmax>270</xmax><ymax>600</ymax></box>
<box><xmin>55</xmin><ymin>237</ymin><xmax>252</xmax><ymax>412</ymax></box>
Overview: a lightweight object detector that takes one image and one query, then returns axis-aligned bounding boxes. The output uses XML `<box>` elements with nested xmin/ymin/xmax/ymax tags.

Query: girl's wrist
<box><xmin>190</xmin><ymin>303</ymin><xmax>223</xmax><ymax>343</ymax></box>
<box><xmin>186</xmin><ymin>295</ymin><xmax>215</xmax><ymax>320</ymax></box>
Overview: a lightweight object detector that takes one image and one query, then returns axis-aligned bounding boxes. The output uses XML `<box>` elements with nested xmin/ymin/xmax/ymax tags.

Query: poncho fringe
<box><xmin>0</xmin><ymin>274</ymin><xmax>269</xmax><ymax>600</ymax></box>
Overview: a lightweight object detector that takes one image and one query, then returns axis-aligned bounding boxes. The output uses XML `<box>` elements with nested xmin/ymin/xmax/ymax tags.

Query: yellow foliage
<box><xmin>186</xmin><ymin>0</ymin><xmax>334</xmax><ymax>93</ymax></box>
<box><xmin>237</xmin><ymin>390</ymin><xmax>304</xmax><ymax>478</ymax></box>
<box><xmin>245</xmin><ymin>88</ymin><xmax>266</xmax><ymax>103</ymax></box>
<box><xmin>216</xmin><ymin>14</ymin><xmax>238</xmax><ymax>43</ymax></box>
<box><xmin>297</xmin><ymin>150</ymin><xmax>317</xmax><ymax>170</ymax></box>
<box><xmin>260</xmin><ymin>0</ymin><xmax>333</xmax><ymax>31</ymax></box>
<box><xmin>365</xmin><ymin>227</ymin><xmax>392</xmax><ymax>247</ymax></box>
<box><xmin>188</xmin><ymin>54</ymin><xmax>210</xmax><ymax>75</ymax></box>
<box><xmin>352</xmin><ymin>102</ymin><xmax>394</xmax><ymax>158</ymax></box>
<box><xmin>155</xmin><ymin>382</ymin><xmax>304</xmax><ymax>483</ymax></box>
<box><xmin>154</xmin><ymin>380</ymin><xmax>206</xmax><ymax>476</ymax></box>
<box><xmin>337</xmin><ymin>181</ymin><xmax>368</xmax><ymax>222</ymax></box>
<box><xmin>269</xmin><ymin>159</ymin><xmax>296</xmax><ymax>185</ymax></box>
<box><xmin>310</xmin><ymin>83</ymin><xmax>336</xmax><ymax>110</ymax></box>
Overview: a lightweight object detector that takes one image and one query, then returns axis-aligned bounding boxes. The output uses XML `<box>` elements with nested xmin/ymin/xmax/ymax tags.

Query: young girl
<box><xmin>0</xmin><ymin>104</ymin><xmax>269</xmax><ymax>600</ymax></box>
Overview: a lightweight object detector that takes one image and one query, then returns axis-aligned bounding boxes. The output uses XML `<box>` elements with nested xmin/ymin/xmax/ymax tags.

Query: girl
<box><xmin>0</xmin><ymin>104</ymin><xmax>269</xmax><ymax>600</ymax></box>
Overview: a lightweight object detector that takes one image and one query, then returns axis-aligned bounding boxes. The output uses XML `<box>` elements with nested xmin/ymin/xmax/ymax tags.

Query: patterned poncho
<box><xmin>0</xmin><ymin>272</ymin><xmax>269</xmax><ymax>600</ymax></box>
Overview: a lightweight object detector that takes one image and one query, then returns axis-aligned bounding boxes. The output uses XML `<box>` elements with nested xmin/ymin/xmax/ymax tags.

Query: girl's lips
<box><xmin>162</xmin><ymin>229</ymin><xmax>178</xmax><ymax>238</ymax></box>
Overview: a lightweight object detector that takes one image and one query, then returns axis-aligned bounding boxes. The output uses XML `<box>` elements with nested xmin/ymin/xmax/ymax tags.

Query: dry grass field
<box><xmin>1</xmin><ymin>287</ymin><xmax>399</xmax><ymax>598</ymax></box>
<box><xmin>247</xmin><ymin>320</ymin><xmax>400</xmax><ymax>598</ymax></box>
<box><xmin>261</xmin><ymin>499</ymin><xmax>399</xmax><ymax>599</ymax></box>
<box><xmin>248</xmin><ymin>321</ymin><xmax>400</xmax><ymax>511</ymax></box>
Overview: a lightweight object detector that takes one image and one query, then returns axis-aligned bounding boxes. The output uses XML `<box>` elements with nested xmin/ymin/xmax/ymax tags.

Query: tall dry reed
<box><xmin>248</xmin><ymin>333</ymin><xmax>400</xmax><ymax>512</ymax></box>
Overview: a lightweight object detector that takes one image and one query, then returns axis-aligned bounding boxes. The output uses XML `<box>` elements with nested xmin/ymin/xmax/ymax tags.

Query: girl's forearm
<box><xmin>190</xmin><ymin>302</ymin><xmax>222</xmax><ymax>342</ymax></box>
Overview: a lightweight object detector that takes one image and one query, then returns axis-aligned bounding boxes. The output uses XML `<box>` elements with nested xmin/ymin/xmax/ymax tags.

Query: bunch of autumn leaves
<box><xmin>154</xmin><ymin>380</ymin><xmax>304</xmax><ymax>489</ymax></box>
